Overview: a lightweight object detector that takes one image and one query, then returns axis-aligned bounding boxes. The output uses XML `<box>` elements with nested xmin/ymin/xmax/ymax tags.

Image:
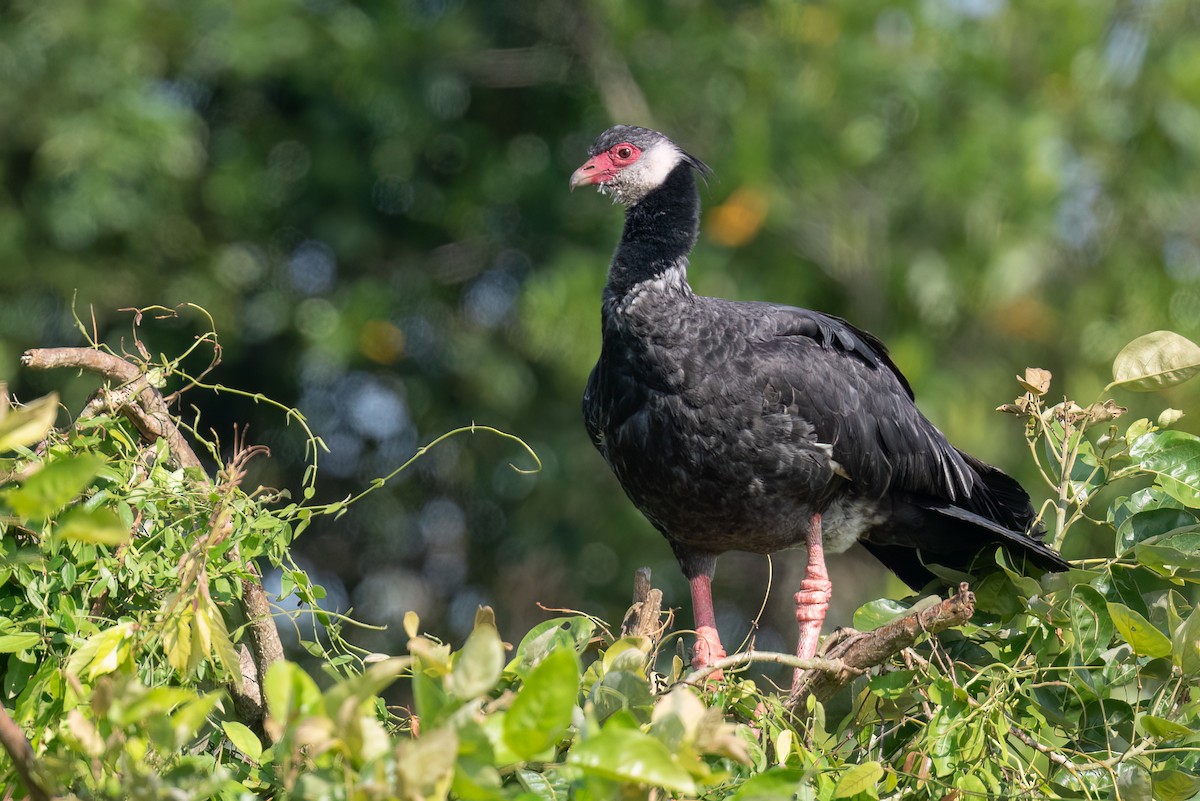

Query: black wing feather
<box><xmin>751</xmin><ymin>304</ymin><xmax>979</xmax><ymax>505</ymax></box>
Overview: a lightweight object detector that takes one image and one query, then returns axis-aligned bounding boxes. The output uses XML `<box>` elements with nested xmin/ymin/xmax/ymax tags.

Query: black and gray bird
<box><xmin>571</xmin><ymin>125</ymin><xmax>1069</xmax><ymax>674</ymax></box>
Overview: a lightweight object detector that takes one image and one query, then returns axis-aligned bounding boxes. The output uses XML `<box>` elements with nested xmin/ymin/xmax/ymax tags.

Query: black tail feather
<box><xmin>861</xmin><ymin>495</ymin><xmax>1069</xmax><ymax>591</ymax></box>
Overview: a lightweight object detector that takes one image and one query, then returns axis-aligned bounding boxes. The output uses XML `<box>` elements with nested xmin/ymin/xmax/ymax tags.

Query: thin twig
<box><xmin>1009</xmin><ymin>725</ymin><xmax>1085</xmax><ymax>779</ymax></box>
<box><xmin>683</xmin><ymin>650</ymin><xmax>855</xmax><ymax>685</ymax></box>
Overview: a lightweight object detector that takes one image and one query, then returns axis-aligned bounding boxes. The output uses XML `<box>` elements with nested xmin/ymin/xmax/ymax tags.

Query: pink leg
<box><xmin>689</xmin><ymin>573</ymin><xmax>727</xmax><ymax>675</ymax></box>
<box><xmin>793</xmin><ymin>513</ymin><xmax>832</xmax><ymax>685</ymax></box>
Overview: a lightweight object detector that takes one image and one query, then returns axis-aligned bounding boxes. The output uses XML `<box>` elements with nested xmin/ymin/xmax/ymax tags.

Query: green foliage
<box><xmin>6</xmin><ymin>0</ymin><xmax>1200</xmax><ymax>654</ymax></box>
<box><xmin>1</xmin><ymin>328</ymin><xmax>1198</xmax><ymax>799</ymax></box>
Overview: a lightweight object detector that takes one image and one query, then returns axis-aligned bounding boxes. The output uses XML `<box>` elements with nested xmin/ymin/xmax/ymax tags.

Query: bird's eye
<box><xmin>616</xmin><ymin>146</ymin><xmax>633</xmax><ymax>159</ymax></box>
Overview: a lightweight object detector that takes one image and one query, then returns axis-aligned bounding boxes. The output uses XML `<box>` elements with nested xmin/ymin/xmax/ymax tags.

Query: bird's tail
<box><xmin>861</xmin><ymin>498</ymin><xmax>1068</xmax><ymax>591</ymax></box>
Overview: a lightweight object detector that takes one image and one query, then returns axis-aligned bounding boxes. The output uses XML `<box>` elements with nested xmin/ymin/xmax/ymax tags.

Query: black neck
<box><xmin>605</xmin><ymin>163</ymin><xmax>700</xmax><ymax>298</ymax></box>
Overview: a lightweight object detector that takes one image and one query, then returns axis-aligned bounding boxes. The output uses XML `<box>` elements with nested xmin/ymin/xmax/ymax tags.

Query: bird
<box><xmin>570</xmin><ymin>124</ymin><xmax>1070</xmax><ymax>678</ymax></box>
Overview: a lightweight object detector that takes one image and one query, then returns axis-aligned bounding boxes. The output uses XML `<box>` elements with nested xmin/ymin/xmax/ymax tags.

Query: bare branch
<box><xmin>789</xmin><ymin>583</ymin><xmax>976</xmax><ymax>708</ymax></box>
<box><xmin>684</xmin><ymin>650</ymin><xmax>857</xmax><ymax>686</ymax></box>
<box><xmin>23</xmin><ymin>347</ymin><xmax>201</xmax><ymax>470</ymax></box>
<box><xmin>621</xmin><ymin>567</ymin><xmax>666</xmax><ymax>642</ymax></box>
<box><xmin>0</xmin><ymin>704</ymin><xmax>50</xmax><ymax>801</ymax></box>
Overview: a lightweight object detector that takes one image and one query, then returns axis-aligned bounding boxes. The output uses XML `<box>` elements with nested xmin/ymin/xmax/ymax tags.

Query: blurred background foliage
<box><xmin>2</xmin><ymin>0</ymin><xmax>1199</xmax><ymax>662</ymax></box>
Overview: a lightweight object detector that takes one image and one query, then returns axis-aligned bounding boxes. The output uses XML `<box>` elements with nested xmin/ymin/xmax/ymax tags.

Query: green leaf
<box><xmin>264</xmin><ymin>660</ymin><xmax>322</xmax><ymax>731</ymax></box>
<box><xmin>867</xmin><ymin>670</ymin><xmax>915</xmax><ymax>701</ymax></box>
<box><xmin>832</xmin><ymin>760</ymin><xmax>883</xmax><ymax>799</ymax></box>
<box><xmin>728</xmin><ymin>768</ymin><xmax>806</xmax><ymax>800</ymax></box>
<box><xmin>447</xmin><ymin>614</ymin><xmax>504</xmax><ymax>699</ymax></box>
<box><xmin>396</xmin><ymin>726</ymin><xmax>457</xmax><ymax>801</ymax></box>
<box><xmin>321</xmin><ymin>657</ymin><xmax>410</xmax><ymax>721</ymax></box>
<box><xmin>1136</xmin><ymin>528</ymin><xmax>1200</xmax><ymax>575</ymax></box>
<box><xmin>199</xmin><ymin>600</ymin><xmax>242</xmax><ymax>684</ymax></box>
<box><xmin>1107</xmin><ymin>602</ymin><xmax>1172</xmax><ymax>658</ymax></box>
<box><xmin>67</xmin><ymin>622</ymin><xmax>134</xmax><ymax>679</ymax></box>
<box><xmin>222</xmin><ymin>720</ymin><xmax>263</xmax><ymax>762</ymax></box>
<box><xmin>852</xmin><ymin>598</ymin><xmax>910</xmax><ymax>630</ymax></box>
<box><xmin>1153</xmin><ymin>770</ymin><xmax>1200</xmax><ymax>801</ymax></box>
<box><xmin>1172</xmin><ymin>607</ymin><xmax>1200</xmax><ymax>675</ymax></box>
<box><xmin>0</xmin><ymin>392</ymin><xmax>59</xmax><ymax>453</ymax></box>
<box><xmin>1117</xmin><ymin>764</ymin><xmax>1154</xmax><ymax>801</ymax></box>
<box><xmin>503</xmin><ymin>644</ymin><xmax>580</xmax><ymax>760</ymax></box>
<box><xmin>508</xmin><ymin>616</ymin><xmax>595</xmax><ymax>675</ymax></box>
<box><xmin>4</xmin><ymin>454</ymin><xmax>106</xmax><ymax>519</ymax></box>
<box><xmin>1115</xmin><ymin>508</ymin><xmax>1198</xmax><ymax>554</ymax></box>
<box><xmin>1129</xmin><ymin>431</ymin><xmax>1200</xmax><ymax>508</ymax></box>
<box><xmin>55</xmin><ymin>507</ymin><xmax>129</xmax><ymax>545</ymax></box>
<box><xmin>956</xmin><ymin>774</ymin><xmax>989</xmax><ymax>798</ymax></box>
<box><xmin>171</xmin><ymin>693</ymin><xmax>222</xmax><ymax>747</ymax></box>
<box><xmin>1110</xmin><ymin>330</ymin><xmax>1200</xmax><ymax>391</ymax></box>
<box><xmin>0</xmin><ymin>632</ymin><xmax>41</xmax><ymax>653</ymax></box>
<box><xmin>163</xmin><ymin>601</ymin><xmax>195</xmax><ymax>675</ymax></box>
<box><xmin>1069</xmin><ymin>586</ymin><xmax>1114</xmax><ymax>663</ymax></box>
<box><xmin>1139</xmin><ymin>715</ymin><xmax>1195</xmax><ymax>741</ymax></box>
<box><xmin>567</xmin><ymin>727</ymin><xmax>696</xmax><ymax>793</ymax></box>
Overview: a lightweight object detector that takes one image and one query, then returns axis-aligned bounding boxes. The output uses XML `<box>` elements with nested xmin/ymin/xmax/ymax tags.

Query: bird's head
<box><xmin>569</xmin><ymin>125</ymin><xmax>709</xmax><ymax>206</ymax></box>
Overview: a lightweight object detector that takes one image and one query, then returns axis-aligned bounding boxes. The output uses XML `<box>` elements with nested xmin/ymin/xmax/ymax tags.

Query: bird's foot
<box><xmin>691</xmin><ymin>625</ymin><xmax>727</xmax><ymax>678</ymax></box>
<box><xmin>793</xmin><ymin>577</ymin><xmax>832</xmax><ymax>661</ymax></box>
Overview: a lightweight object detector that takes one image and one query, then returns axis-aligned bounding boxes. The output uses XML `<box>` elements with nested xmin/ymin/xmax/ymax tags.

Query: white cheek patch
<box><xmin>627</xmin><ymin>141</ymin><xmax>684</xmax><ymax>189</ymax></box>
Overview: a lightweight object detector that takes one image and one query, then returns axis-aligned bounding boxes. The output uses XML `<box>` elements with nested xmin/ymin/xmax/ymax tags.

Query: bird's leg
<box><xmin>793</xmin><ymin>512</ymin><xmax>832</xmax><ymax>687</ymax></box>
<box><xmin>689</xmin><ymin>573</ymin><xmax>727</xmax><ymax>675</ymax></box>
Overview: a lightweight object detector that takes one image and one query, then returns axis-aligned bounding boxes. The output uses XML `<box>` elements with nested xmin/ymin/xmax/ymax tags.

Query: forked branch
<box><xmin>22</xmin><ymin>346</ymin><xmax>283</xmax><ymax>733</ymax></box>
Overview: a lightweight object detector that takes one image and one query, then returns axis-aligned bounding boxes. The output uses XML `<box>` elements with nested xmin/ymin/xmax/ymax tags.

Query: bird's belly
<box><xmin>819</xmin><ymin>495</ymin><xmax>888</xmax><ymax>554</ymax></box>
<box><xmin>600</xmin><ymin>397</ymin><xmax>856</xmax><ymax>556</ymax></box>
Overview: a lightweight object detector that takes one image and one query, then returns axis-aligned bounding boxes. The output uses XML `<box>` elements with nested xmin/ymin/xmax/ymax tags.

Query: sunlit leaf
<box><xmin>1070</xmin><ymin>586</ymin><xmax>1114</xmax><ymax>663</ymax></box>
<box><xmin>508</xmin><ymin>616</ymin><xmax>595</xmax><ymax>676</ymax></box>
<box><xmin>447</xmin><ymin>613</ymin><xmax>504</xmax><ymax>699</ymax></box>
<box><xmin>263</xmin><ymin>660</ymin><xmax>323</xmax><ymax>741</ymax></box>
<box><xmin>728</xmin><ymin>768</ymin><xmax>807</xmax><ymax>800</ymax></box>
<box><xmin>1172</xmin><ymin>607</ymin><xmax>1200</xmax><ymax>674</ymax></box>
<box><xmin>1129</xmin><ymin>431</ymin><xmax>1200</xmax><ymax>508</ymax></box>
<box><xmin>832</xmin><ymin>760</ymin><xmax>883</xmax><ymax>799</ymax></box>
<box><xmin>201</xmin><ymin>599</ymin><xmax>243</xmax><ymax>684</ymax></box>
<box><xmin>0</xmin><ymin>392</ymin><xmax>59</xmax><ymax>453</ymax></box>
<box><xmin>163</xmin><ymin>601</ymin><xmax>194</xmax><ymax>675</ymax></box>
<box><xmin>1153</xmin><ymin>770</ymin><xmax>1200</xmax><ymax>801</ymax></box>
<box><xmin>56</xmin><ymin>507</ymin><xmax>129</xmax><ymax>545</ymax></box>
<box><xmin>504</xmin><ymin>644</ymin><xmax>579</xmax><ymax>760</ymax></box>
<box><xmin>67</xmin><ymin>622</ymin><xmax>135</xmax><ymax>679</ymax></box>
<box><xmin>396</xmin><ymin>726</ymin><xmax>457</xmax><ymax>801</ymax></box>
<box><xmin>852</xmin><ymin>598</ymin><xmax>911</xmax><ymax>630</ymax></box>
<box><xmin>4</xmin><ymin>454</ymin><xmax>106</xmax><ymax>519</ymax></box>
<box><xmin>1110</xmin><ymin>330</ymin><xmax>1200</xmax><ymax>391</ymax></box>
<box><xmin>567</xmin><ymin>727</ymin><xmax>697</xmax><ymax>793</ymax></box>
<box><xmin>1139</xmin><ymin>715</ymin><xmax>1194</xmax><ymax>741</ymax></box>
<box><xmin>222</xmin><ymin>720</ymin><xmax>263</xmax><ymax>762</ymax></box>
<box><xmin>1107</xmin><ymin>602</ymin><xmax>1172</xmax><ymax>658</ymax></box>
<box><xmin>0</xmin><ymin>632</ymin><xmax>40</xmax><ymax>653</ymax></box>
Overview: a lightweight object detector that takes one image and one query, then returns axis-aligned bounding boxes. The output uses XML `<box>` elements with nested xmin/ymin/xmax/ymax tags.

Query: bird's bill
<box><xmin>569</xmin><ymin>152</ymin><xmax>617</xmax><ymax>190</ymax></box>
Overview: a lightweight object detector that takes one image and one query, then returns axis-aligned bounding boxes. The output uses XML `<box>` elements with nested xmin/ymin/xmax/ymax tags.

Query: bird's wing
<box><xmin>749</xmin><ymin>304</ymin><xmax>982</xmax><ymax>505</ymax></box>
<box><xmin>583</xmin><ymin>362</ymin><xmax>606</xmax><ymax>450</ymax></box>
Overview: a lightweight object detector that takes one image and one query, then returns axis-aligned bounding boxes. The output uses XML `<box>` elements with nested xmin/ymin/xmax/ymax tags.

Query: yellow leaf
<box><xmin>0</xmin><ymin>392</ymin><xmax>59</xmax><ymax>453</ymax></box>
<box><xmin>164</xmin><ymin>603</ymin><xmax>195</xmax><ymax>675</ymax></box>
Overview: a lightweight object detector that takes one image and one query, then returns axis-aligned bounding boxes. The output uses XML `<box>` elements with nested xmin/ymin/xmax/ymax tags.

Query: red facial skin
<box><xmin>569</xmin><ymin>143</ymin><xmax>642</xmax><ymax>189</ymax></box>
